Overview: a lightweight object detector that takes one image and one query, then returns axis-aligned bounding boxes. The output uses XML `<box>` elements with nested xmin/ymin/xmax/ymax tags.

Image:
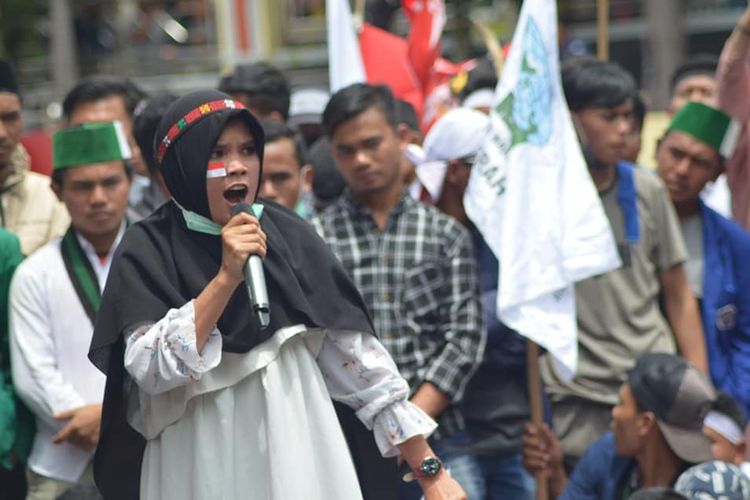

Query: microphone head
<box><xmin>230</xmin><ymin>202</ymin><xmax>254</xmax><ymax>217</ymax></box>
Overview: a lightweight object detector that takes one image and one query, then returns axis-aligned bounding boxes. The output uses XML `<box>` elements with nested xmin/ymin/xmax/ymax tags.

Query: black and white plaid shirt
<box><xmin>312</xmin><ymin>191</ymin><xmax>485</xmax><ymax>438</ymax></box>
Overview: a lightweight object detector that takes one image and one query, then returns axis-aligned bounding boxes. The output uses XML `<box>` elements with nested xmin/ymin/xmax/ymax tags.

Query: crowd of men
<box><xmin>0</xmin><ymin>5</ymin><xmax>750</xmax><ymax>500</ymax></box>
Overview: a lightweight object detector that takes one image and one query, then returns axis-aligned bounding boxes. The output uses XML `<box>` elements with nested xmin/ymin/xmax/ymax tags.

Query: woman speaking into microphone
<box><xmin>89</xmin><ymin>90</ymin><xmax>465</xmax><ymax>500</ymax></box>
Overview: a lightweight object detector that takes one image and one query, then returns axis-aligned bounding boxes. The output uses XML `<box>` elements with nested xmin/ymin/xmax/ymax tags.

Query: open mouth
<box><xmin>223</xmin><ymin>185</ymin><xmax>248</xmax><ymax>204</ymax></box>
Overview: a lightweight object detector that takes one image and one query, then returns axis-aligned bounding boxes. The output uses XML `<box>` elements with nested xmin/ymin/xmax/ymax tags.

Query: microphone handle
<box><xmin>246</xmin><ymin>255</ymin><xmax>270</xmax><ymax>328</ymax></box>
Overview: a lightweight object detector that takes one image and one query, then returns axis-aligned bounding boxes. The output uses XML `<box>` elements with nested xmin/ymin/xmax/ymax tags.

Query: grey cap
<box><xmin>628</xmin><ymin>353</ymin><xmax>716</xmax><ymax>464</ymax></box>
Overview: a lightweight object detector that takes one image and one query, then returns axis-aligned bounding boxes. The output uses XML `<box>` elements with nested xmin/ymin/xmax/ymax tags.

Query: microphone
<box><xmin>230</xmin><ymin>203</ymin><xmax>270</xmax><ymax>329</ymax></box>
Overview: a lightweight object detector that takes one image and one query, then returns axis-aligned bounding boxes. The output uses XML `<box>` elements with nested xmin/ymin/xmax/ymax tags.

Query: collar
<box><xmin>1</xmin><ymin>143</ymin><xmax>30</xmax><ymax>191</ymax></box>
<box><xmin>340</xmin><ymin>188</ymin><xmax>414</xmax><ymax>220</ymax></box>
<box><xmin>175</xmin><ymin>199</ymin><xmax>264</xmax><ymax>235</ymax></box>
<box><xmin>616</xmin><ymin>161</ymin><xmax>639</xmax><ymax>244</ymax></box>
<box><xmin>75</xmin><ymin>219</ymin><xmax>127</xmax><ymax>262</ymax></box>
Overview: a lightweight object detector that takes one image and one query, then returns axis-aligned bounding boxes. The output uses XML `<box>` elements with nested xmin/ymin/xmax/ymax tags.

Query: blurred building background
<box><xmin>0</xmin><ymin>0</ymin><xmax>745</xmax><ymax>129</ymax></box>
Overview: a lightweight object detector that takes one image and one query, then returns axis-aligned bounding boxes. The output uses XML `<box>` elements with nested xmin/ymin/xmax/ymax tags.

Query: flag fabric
<box><xmin>463</xmin><ymin>0</ymin><xmax>621</xmax><ymax>379</ymax></box>
<box><xmin>327</xmin><ymin>0</ymin><xmax>366</xmax><ymax>92</ymax></box>
<box><xmin>400</xmin><ymin>0</ymin><xmax>473</xmax><ymax>130</ymax></box>
<box><xmin>206</xmin><ymin>161</ymin><xmax>227</xmax><ymax>179</ymax></box>
<box><xmin>402</xmin><ymin>0</ymin><xmax>446</xmax><ymax>91</ymax></box>
<box><xmin>360</xmin><ymin>23</ymin><xmax>423</xmax><ymax>114</ymax></box>
<box><xmin>326</xmin><ymin>0</ymin><xmax>469</xmax><ymax>131</ymax></box>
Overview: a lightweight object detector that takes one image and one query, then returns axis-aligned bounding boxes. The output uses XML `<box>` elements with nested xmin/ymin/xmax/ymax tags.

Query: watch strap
<box><xmin>411</xmin><ymin>456</ymin><xmax>443</xmax><ymax>479</ymax></box>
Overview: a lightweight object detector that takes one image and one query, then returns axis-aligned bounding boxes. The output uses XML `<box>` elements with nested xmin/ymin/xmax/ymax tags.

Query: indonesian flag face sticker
<box><xmin>206</xmin><ymin>161</ymin><xmax>227</xmax><ymax>179</ymax></box>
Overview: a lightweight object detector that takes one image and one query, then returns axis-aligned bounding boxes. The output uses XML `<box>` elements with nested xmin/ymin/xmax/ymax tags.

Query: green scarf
<box><xmin>60</xmin><ymin>228</ymin><xmax>101</xmax><ymax>325</ymax></box>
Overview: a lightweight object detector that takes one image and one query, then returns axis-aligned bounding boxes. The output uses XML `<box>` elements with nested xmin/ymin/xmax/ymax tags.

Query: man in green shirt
<box><xmin>0</xmin><ymin>228</ymin><xmax>29</xmax><ymax>499</ymax></box>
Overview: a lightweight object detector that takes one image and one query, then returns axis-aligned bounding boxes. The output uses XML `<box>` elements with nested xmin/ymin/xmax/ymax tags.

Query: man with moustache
<box><xmin>0</xmin><ymin>60</ymin><xmax>68</xmax><ymax>255</ymax></box>
<box><xmin>62</xmin><ymin>76</ymin><xmax>149</xmax><ymax>217</ymax></box>
<box><xmin>9</xmin><ymin>122</ymin><xmax>131</xmax><ymax>499</ymax></box>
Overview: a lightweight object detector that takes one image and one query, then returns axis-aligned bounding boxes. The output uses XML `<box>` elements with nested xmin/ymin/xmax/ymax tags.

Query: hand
<box><xmin>53</xmin><ymin>404</ymin><xmax>102</xmax><ymax>452</ymax></box>
<box><xmin>219</xmin><ymin>212</ymin><xmax>267</xmax><ymax>285</ymax></box>
<box><xmin>522</xmin><ymin>422</ymin><xmax>563</xmax><ymax>478</ymax></box>
<box><xmin>420</xmin><ymin>471</ymin><xmax>467</xmax><ymax>500</ymax></box>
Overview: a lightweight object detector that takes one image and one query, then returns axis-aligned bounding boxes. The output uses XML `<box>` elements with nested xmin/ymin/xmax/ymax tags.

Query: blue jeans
<box><xmin>473</xmin><ymin>452</ymin><xmax>535</xmax><ymax>500</ymax></box>
<box><xmin>398</xmin><ymin>433</ymin><xmax>534</xmax><ymax>499</ymax></box>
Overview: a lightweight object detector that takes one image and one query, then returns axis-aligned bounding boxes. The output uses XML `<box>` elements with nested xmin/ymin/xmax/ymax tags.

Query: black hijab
<box><xmin>89</xmin><ymin>90</ymin><xmax>396</xmax><ymax>499</ymax></box>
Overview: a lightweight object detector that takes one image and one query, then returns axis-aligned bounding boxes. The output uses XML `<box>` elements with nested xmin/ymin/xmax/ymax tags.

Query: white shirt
<box><xmin>124</xmin><ymin>302</ymin><xmax>437</xmax><ymax>498</ymax></box>
<box><xmin>125</xmin><ymin>301</ymin><xmax>436</xmax><ymax>456</ymax></box>
<box><xmin>9</xmin><ymin>224</ymin><xmax>125</xmax><ymax>482</ymax></box>
<box><xmin>701</xmin><ymin>173</ymin><xmax>732</xmax><ymax>218</ymax></box>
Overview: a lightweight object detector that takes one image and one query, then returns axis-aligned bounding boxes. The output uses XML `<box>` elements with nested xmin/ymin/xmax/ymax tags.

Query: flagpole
<box><xmin>471</xmin><ymin>18</ymin><xmax>506</xmax><ymax>76</ymax></box>
<box><xmin>527</xmin><ymin>341</ymin><xmax>549</xmax><ymax>500</ymax></box>
<box><xmin>597</xmin><ymin>0</ymin><xmax>609</xmax><ymax>60</ymax></box>
<box><xmin>354</xmin><ymin>0</ymin><xmax>366</xmax><ymax>31</ymax></box>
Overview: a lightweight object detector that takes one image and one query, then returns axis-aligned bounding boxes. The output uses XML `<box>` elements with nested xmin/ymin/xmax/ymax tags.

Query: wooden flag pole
<box><xmin>471</xmin><ymin>18</ymin><xmax>506</xmax><ymax>76</ymax></box>
<box><xmin>527</xmin><ymin>340</ymin><xmax>549</xmax><ymax>500</ymax></box>
<box><xmin>597</xmin><ymin>0</ymin><xmax>609</xmax><ymax>61</ymax></box>
<box><xmin>354</xmin><ymin>0</ymin><xmax>366</xmax><ymax>31</ymax></box>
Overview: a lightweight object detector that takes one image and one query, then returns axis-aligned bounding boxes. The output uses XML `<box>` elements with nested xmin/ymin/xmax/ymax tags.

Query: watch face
<box><xmin>421</xmin><ymin>457</ymin><xmax>441</xmax><ymax>477</ymax></box>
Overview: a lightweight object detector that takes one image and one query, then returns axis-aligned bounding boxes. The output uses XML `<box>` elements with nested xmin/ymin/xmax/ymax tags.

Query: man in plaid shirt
<box><xmin>312</xmin><ymin>83</ymin><xmax>485</xmax><ymax>499</ymax></box>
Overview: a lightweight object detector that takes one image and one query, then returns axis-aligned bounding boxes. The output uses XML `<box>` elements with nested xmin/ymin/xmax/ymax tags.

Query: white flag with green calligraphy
<box><xmin>463</xmin><ymin>0</ymin><xmax>620</xmax><ymax>379</ymax></box>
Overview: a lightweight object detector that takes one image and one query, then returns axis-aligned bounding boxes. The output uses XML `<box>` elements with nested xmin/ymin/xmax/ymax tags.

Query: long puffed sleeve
<box><xmin>316</xmin><ymin>330</ymin><xmax>437</xmax><ymax>457</ymax></box>
<box><xmin>124</xmin><ymin>300</ymin><xmax>222</xmax><ymax>395</ymax></box>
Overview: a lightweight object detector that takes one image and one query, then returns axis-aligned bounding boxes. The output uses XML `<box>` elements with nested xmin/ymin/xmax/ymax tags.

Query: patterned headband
<box><xmin>156</xmin><ymin>99</ymin><xmax>245</xmax><ymax>164</ymax></box>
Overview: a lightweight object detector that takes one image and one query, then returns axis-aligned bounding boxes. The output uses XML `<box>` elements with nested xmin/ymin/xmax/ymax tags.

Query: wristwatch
<box><xmin>412</xmin><ymin>456</ymin><xmax>443</xmax><ymax>479</ymax></box>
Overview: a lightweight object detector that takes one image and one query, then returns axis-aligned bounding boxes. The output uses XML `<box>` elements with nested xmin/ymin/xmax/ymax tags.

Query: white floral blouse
<box><xmin>123</xmin><ymin>300</ymin><xmax>437</xmax><ymax>457</ymax></box>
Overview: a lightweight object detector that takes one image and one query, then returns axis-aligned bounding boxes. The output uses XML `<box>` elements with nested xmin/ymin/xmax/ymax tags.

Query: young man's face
<box><xmin>573</xmin><ymin>100</ymin><xmax>633</xmax><ymax>169</ymax></box>
<box><xmin>53</xmin><ymin>161</ymin><xmax>131</xmax><ymax>240</ymax></box>
<box><xmin>668</xmin><ymin>75</ymin><xmax>716</xmax><ymax>116</ymax></box>
<box><xmin>656</xmin><ymin>130</ymin><xmax>721</xmax><ymax>211</ymax></box>
<box><xmin>0</xmin><ymin>92</ymin><xmax>23</xmax><ymax>170</ymax></box>
<box><xmin>330</xmin><ymin>106</ymin><xmax>406</xmax><ymax>198</ymax></box>
<box><xmin>260</xmin><ymin>137</ymin><xmax>310</xmax><ymax>211</ymax></box>
<box><xmin>703</xmin><ymin>425</ymin><xmax>745</xmax><ymax>465</ymax></box>
<box><xmin>611</xmin><ymin>383</ymin><xmax>651</xmax><ymax>456</ymax></box>
<box><xmin>68</xmin><ymin>95</ymin><xmax>146</xmax><ymax>176</ymax></box>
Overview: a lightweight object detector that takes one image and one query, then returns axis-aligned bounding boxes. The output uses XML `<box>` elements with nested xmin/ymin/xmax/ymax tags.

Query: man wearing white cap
<box><xmin>9</xmin><ymin>122</ymin><xmax>132</xmax><ymax>499</ymax></box>
<box><xmin>288</xmin><ymin>87</ymin><xmax>330</xmax><ymax>148</ymax></box>
<box><xmin>418</xmin><ymin>107</ymin><xmax>535</xmax><ymax>499</ymax></box>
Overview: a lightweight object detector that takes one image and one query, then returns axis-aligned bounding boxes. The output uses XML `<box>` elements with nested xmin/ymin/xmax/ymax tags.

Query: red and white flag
<box><xmin>206</xmin><ymin>161</ymin><xmax>227</xmax><ymax>179</ymax></box>
<box><xmin>326</xmin><ymin>0</ymin><xmax>470</xmax><ymax>131</ymax></box>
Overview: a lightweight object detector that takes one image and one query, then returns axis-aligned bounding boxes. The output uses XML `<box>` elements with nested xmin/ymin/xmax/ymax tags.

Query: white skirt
<box><xmin>136</xmin><ymin>328</ymin><xmax>363</xmax><ymax>500</ymax></box>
